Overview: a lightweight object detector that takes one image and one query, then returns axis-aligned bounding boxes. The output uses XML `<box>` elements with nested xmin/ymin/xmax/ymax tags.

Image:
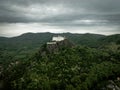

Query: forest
<box><xmin>0</xmin><ymin>33</ymin><xmax>120</xmax><ymax>90</ymax></box>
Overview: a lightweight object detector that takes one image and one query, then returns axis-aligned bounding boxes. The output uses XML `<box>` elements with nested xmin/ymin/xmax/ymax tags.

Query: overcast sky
<box><xmin>0</xmin><ymin>0</ymin><xmax>120</xmax><ymax>37</ymax></box>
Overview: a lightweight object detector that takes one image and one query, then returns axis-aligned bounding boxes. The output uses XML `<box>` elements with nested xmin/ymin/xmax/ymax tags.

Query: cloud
<box><xmin>0</xmin><ymin>0</ymin><xmax>120</xmax><ymax>36</ymax></box>
<box><xmin>0</xmin><ymin>22</ymin><xmax>119</xmax><ymax>37</ymax></box>
<box><xmin>0</xmin><ymin>23</ymin><xmax>65</xmax><ymax>37</ymax></box>
<box><xmin>0</xmin><ymin>0</ymin><xmax>120</xmax><ymax>23</ymax></box>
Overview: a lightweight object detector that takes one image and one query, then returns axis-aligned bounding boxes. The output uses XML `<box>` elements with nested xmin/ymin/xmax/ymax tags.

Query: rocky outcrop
<box><xmin>35</xmin><ymin>38</ymin><xmax>74</xmax><ymax>59</ymax></box>
<box><xmin>46</xmin><ymin>39</ymin><xmax>74</xmax><ymax>53</ymax></box>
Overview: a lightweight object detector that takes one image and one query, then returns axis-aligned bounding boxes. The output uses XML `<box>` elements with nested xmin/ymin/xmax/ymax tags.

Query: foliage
<box><xmin>0</xmin><ymin>33</ymin><xmax>120</xmax><ymax>90</ymax></box>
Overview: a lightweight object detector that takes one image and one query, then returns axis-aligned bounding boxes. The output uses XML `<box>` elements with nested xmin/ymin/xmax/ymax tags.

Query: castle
<box><xmin>45</xmin><ymin>35</ymin><xmax>74</xmax><ymax>53</ymax></box>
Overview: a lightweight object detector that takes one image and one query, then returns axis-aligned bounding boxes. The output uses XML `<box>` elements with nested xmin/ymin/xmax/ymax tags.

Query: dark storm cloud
<box><xmin>0</xmin><ymin>0</ymin><xmax>120</xmax><ymax>23</ymax></box>
<box><xmin>0</xmin><ymin>0</ymin><xmax>120</xmax><ymax>36</ymax></box>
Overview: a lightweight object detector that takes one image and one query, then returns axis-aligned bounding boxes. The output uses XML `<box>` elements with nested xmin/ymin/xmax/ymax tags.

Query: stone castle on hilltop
<box><xmin>39</xmin><ymin>35</ymin><xmax>74</xmax><ymax>54</ymax></box>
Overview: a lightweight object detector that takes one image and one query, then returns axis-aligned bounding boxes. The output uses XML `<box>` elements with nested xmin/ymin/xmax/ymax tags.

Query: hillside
<box><xmin>100</xmin><ymin>34</ymin><xmax>120</xmax><ymax>44</ymax></box>
<box><xmin>1</xmin><ymin>33</ymin><xmax>120</xmax><ymax>64</ymax></box>
<box><xmin>0</xmin><ymin>41</ymin><xmax>120</xmax><ymax>90</ymax></box>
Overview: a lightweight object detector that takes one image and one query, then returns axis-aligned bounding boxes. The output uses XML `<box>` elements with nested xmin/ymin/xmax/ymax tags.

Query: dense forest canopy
<box><xmin>0</xmin><ymin>33</ymin><xmax>120</xmax><ymax>90</ymax></box>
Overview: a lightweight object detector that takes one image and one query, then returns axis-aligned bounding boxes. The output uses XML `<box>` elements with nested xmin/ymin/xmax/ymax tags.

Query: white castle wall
<box><xmin>47</xmin><ymin>42</ymin><xmax>56</xmax><ymax>44</ymax></box>
<box><xmin>52</xmin><ymin>36</ymin><xmax>65</xmax><ymax>41</ymax></box>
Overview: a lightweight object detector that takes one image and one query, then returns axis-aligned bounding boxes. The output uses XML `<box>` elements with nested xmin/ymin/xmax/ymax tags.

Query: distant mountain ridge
<box><xmin>0</xmin><ymin>32</ymin><xmax>120</xmax><ymax>51</ymax></box>
<box><xmin>0</xmin><ymin>32</ymin><xmax>104</xmax><ymax>45</ymax></box>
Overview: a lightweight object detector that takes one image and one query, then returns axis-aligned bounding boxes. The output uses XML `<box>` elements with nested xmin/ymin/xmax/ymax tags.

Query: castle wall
<box><xmin>52</xmin><ymin>36</ymin><xmax>65</xmax><ymax>41</ymax></box>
